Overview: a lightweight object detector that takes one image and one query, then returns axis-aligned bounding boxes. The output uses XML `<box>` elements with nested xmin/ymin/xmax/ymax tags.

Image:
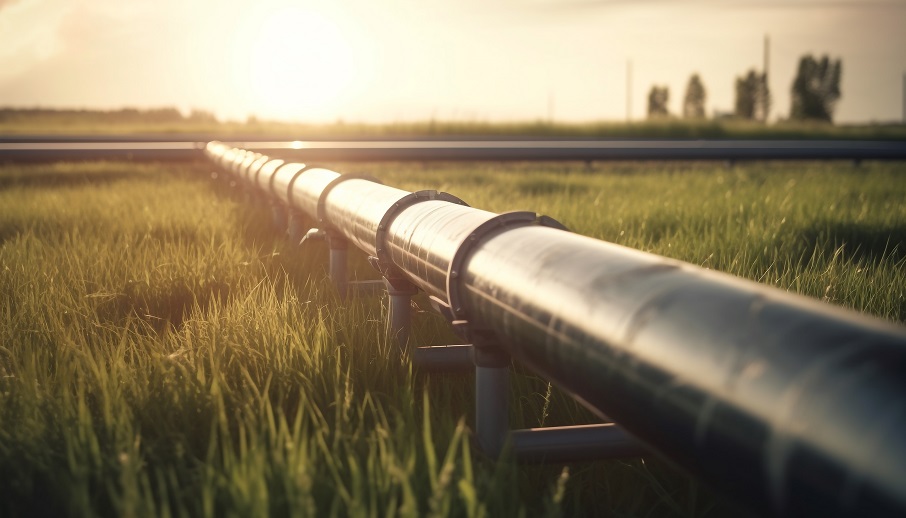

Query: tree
<box><xmin>647</xmin><ymin>86</ymin><xmax>669</xmax><ymax>118</ymax></box>
<box><xmin>790</xmin><ymin>54</ymin><xmax>842</xmax><ymax>122</ymax></box>
<box><xmin>683</xmin><ymin>74</ymin><xmax>707</xmax><ymax>119</ymax></box>
<box><xmin>734</xmin><ymin>70</ymin><xmax>770</xmax><ymax>121</ymax></box>
<box><xmin>188</xmin><ymin>109</ymin><xmax>218</xmax><ymax>123</ymax></box>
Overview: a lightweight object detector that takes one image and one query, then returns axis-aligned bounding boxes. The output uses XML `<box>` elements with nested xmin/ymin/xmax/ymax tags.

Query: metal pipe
<box><xmin>476</xmin><ymin>366</ymin><xmax>509</xmax><ymax>458</ymax></box>
<box><xmin>323</xmin><ymin>179</ymin><xmax>411</xmax><ymax>257</ymax></box>
<box><xmin>385</xmin><ymin>201</ymin><xmax>497</xmax><ymax>300</ymax></box>
<box><xmin>238</xmin><ymin>152</ymin><xmax>261</xmax><ymax>178</ymax></box>
<box><xmin>287</xmin><ymin>168</ymin><xmax>342</xmax><ymax>224</ymax></box>
<box><xmin>207</xmin><ymin>143</ymin><xmax>906</xmax><ymax>517</ymax></box>
<box><xmin>256</xmin><ymin>159</ymin><xmax>285</xmax><ymax>194</ymax></box>
<box><xmin>244</xmin><ymin>155</ymin><xmax>270</xmax><ymax>185</ymax></box>
<box><xmin>8</xmin><ymin>138</ymin><xmax>906</xmax><ymax>163</ymax></box>
<box><xmin>413</xmin><ymin>345</ymin><xmax>474</xmax><ymax>373</ymax></box>
<box><xmin>328</xmin><ymin>234</ymin><xmax>348</xmax><ymax>299</ymax></box>
<box><xmin>286</xmin><ymin>209</ymin><xmax>308</xmax><ymax>243</ymax></box>
<box><xmin>460</xmin><ymin>225</ymin><xmax>906</xmax><ymax>517</ymax></box>
<box><xmin>511</xmin><ymin>424</ymin><xmax>646</xmax><ymax>463</ymax></box>
<box><xmin>270</xmin><ymin>202</ymin><xmax>287</xmax><ymax>232</ymax></box>
<box><xmin>270</xmin><ymin>163</ymin><xmax>308</xmax><ymax>205</ymax></box>
<box><xmin>385</xmin><ymin>278</ymin><xmax>418</xmax><ymax>353</ymax></box>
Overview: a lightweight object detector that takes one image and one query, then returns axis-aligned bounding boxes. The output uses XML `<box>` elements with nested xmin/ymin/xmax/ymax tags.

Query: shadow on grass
<box><xmin>799</xmin><ymin>221</ymin><xmax>906</xmax><ymax>265</ymax></box>
<box><xmin>0</xmin><ymin>170</ymin><xmax>139</xmax><ymax>189</ymax></box>
<box><xmin>93</xmin><ymin>279</ymin><xmax>233</xmax><ymax>334</ymax></box>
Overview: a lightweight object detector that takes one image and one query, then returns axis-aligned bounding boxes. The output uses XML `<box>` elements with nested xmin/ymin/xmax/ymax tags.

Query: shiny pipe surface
<box><xmin>459</xmin><ymin>224</ymin><xmax>906</xmax><ymax>517</ymax></box>
<box><xmin>385</xmin><ymin>201</ymin><xmax>496</xmax><ymax>300</ymax></box>
<box><xmin>245</xmin><ymin>155</ymin><xmax>270</xmax><ymax>184</ymax></box>
<box><xmin>207</xmin><ymin>143</ymin><xmax>906</xmax><ymax>516</ymax></box>
<box><xmin>229</xmin><ymin>150</ymin><xmax>248</xmax><ymax>173</ymax></box>
<box><xmin>288</xmin><ymin>167</ymin><xmax>341</xmax><ymax>224</ymax></box>
<box><xmin>235</xmin><ymin>153</ymin><xmax>252</xmax><ymax>175</ymax></box>
<box><xmin>220</xmin><ymin>148</ymin><xmax>236</xmax><ymax>170</ymax></box>
<box><xmin>238</xmin><ymin>152</ymin><xmax>261</xmax><ymax>178</ymax></box>
<box><xmin>209</xmin><ymin>144</ymin><xmax>230</xmax><ymax>172</ymax></box>
<box><xmin>322</xmin><ymin>179</ymin><xmax>411</xmax><ymax>257</ymax></box>
<box><xmin>219</xmin><ymin>147</ymin><xmax>236</xmax><ymax>170</ymax></box>
<box><xmin>256</xmin><ymin>159</ymin><xmax>284</xmax><ymax>193</ymax></box>
<box><xmin>270</xmin><ymin>163</ymin><xmax>308</xmax><ymax>205</ymax></box>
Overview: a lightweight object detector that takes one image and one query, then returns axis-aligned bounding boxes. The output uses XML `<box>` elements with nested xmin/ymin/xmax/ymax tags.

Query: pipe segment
<box><xmin>459</xmin><ymin>224</ymin><xmax>906</xmax><ymax>517</ymax></box>
<box><xmin>322</xmin><ymin>179</ymin><xmax>411</xmax><ymax>257</ymax></box>
<box><xmin>244</xmin><ymin>155</ymin><xmax>269</xmax><ymax>184</ymax></box>
<box><xmin>234</xmin><ymin>153</ymin><xmax>251</xmax><ymax>176</ymax></box>
<box><xmin>255</xmin><ymin>159</ymin><xmax>284</xmax><ymax>193</ymax></box>
<box><xmin>270</xmin><ymin>163</ymin><xmax>308</xmax><ymax>205</ymax></box>
<box><xmin>205</xmin><ymin>141</ymin><xmax>906</xmax><ymax>517</ymax></box>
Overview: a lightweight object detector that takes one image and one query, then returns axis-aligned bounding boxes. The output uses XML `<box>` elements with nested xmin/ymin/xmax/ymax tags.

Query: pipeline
<box><xmin>205</xmin><ymin>141</ymin><xmax>906</xmax><ymax>517</ymax></box>
<box><xmin>5</xmin><ymin>138</ymin><xmax>906</xmax><ymax>162</ymax></box>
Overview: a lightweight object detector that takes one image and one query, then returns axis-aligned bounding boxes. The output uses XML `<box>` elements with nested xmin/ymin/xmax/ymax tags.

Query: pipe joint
<box><xmin>316</xmin><ymin>172</ymin><xmax>382</xmax><ymax>226</ymax></box>
<box><xmin>374</xmin><ymin>190</ymin><xmax>468</xmax><ymax>265</ymax></box>
<box><xmin>455</xmin><ymin>324</ymin><xmax>509</xmax><ymax>368</ymax></box>
<box><xmin>446</xmin><ymin>212</ymin><xmax>568</xmax><ymax>320</ymax></box>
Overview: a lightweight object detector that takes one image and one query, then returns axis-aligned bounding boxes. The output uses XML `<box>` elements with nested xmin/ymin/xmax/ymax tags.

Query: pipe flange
<box><xmin>268</xmin><ymin>162</ymin><xmax>306</xmax><ymax>200</ymax></box>
<box><xmin>316</xmin><ymin>173</ymin><xmax>383</xmax><ymax>227</ymax></box>
<box><xmin>375</xmin><ymin>190</ymin><xmax>468</xmax><ymax>266</ymax></box>
<box><xmin>284</xmin><ymin>164</ymin><xmax>321</xmax><ymax>209</ymax></box>
<box><xmin>253</xmin><ymin>159</ymin><xmax>284</xmax><ymax>192</ymax></box>
<box><xmin>446</xmin><ymin>212</ymin><xmax>568</xmax><ymax>320</ymax></box>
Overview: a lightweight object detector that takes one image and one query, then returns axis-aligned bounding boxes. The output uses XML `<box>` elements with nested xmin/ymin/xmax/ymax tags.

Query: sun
<box><xmin>236</xmin><ymin>6</ymin><xmax>355</xmax><ymax>121</ymax></box>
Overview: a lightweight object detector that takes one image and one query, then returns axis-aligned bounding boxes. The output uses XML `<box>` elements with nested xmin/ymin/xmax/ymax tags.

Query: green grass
<box><xmin>1</xmin><ymin>159</ymin><xmax>904</xmax><ymax>517</ymax></box>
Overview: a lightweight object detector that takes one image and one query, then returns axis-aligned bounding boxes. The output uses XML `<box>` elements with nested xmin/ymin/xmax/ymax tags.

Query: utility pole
<box><xmin>903</xmin><ymin>72</ymin><xmax>905</xmax><ymax>124</ymax></box>
<box><xmin>627</xmin><ymin>59</ymin><xmax>633</xmax><ymax>122</ymax></box>
<box><xmin>548</xmin><ymin>90</ymin><xmax>554</xmax><ymax>123</ymax></box>
<box><xmin>763</xmin><ymin>34</ymin><xmax>770</xmax><ymax>122</ymax></box>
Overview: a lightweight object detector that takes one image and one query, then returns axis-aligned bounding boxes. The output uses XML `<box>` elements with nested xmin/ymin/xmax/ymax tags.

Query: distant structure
<box><xmin>763</xmin><ymin>34</ymin><xmax>770</xmax><ymax>122</ymax></box>
<box><xmin>627</xmin><ymin>60</ymin><xmax>633</xmax><ymax>122</ymax></box>
<box><xmin>548</xmin><ymin>91</ymin><xmax>554</xmax><ymax>123</ymax></box>
<box><xmin>647</xmin><ymin>85</ymin><xmax>670</xmax><ymax>118</ymax></box>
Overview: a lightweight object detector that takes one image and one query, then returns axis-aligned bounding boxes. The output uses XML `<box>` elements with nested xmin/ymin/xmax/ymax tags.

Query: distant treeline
<box><xmin>0</xmin><ymin>107</ymin><xmax>218</xmax><ymax>124</ymax></box>
<box><xmin>648</xmin><ymin>54</ymin><xmax>845</xmax><ymax>124</ymax></box>
<box><xmin>1</xmin><ymin>106</ymin><xmax>904</xmax><ymax>140</ymax></box>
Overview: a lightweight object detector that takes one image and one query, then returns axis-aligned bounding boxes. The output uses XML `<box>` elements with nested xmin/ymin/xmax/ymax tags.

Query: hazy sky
<box><xmin>1</xmin><ymin>0</ymin><xmax>904</xmax><ymax>124</ymax></box>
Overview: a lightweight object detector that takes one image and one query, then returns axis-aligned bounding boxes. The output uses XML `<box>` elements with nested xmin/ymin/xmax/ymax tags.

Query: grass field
<box><xmin>1</xmin><ymin>158</ymin><xmax>904</xmax><ymax>517</ymax></box>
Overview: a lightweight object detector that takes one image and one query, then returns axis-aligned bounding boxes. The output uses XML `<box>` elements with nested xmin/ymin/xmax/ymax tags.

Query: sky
<box><xmin>1</xmin><ymin>0</ymin><xmax>905</xmax><ymax>124</ymax></box>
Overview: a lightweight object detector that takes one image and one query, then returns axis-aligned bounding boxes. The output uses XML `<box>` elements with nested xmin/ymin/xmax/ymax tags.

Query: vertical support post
<box><xmin>384</xmin><ymin>278</ymin><xmax>419</xmax><ymax>355</ymax></box>
<box><xmin>476</xmin><ymin>366</ymin><xmax>509</xmax><ymax>457</ymax></box>
<box><xmin>763</xmin><ymin>33</ymin><xmax>770</xmax><ymax>123</ymax></box>
<box><xmin>328</xmin><ymin>234</ymin><xmax>348</xmax><ymax>299</ymax></box>
<box><xmin>626</xmin><ymin>59</ymin><xmax>633</xmax><ymax>122</ymax></box>
<box><xmin>287</xmin><ymin>210</ymin><xmax>306</xmax><ymax>243</ymax></box>
<box><xmin>271</xmin><ymin>202</ymin><xmax>287</xmax><ymax>233</ymax></box>
<box><xmin>472</xmin><ymin>332</ymin><xmax>511</xmax><ymax>457</ymax></box>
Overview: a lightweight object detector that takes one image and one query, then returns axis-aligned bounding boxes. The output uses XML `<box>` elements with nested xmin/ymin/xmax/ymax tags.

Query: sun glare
<box><xmin>237</xmin><ymin>6</ymin><xmax>355</xmax><ymax>121</ymax></box>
